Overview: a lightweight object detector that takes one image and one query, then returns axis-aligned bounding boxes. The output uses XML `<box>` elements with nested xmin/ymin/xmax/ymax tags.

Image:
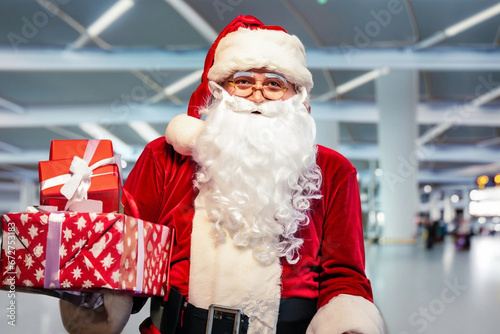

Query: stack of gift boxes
<box><xmin>1</xmin><ymin>139</ymin><xmax>173</xmax><ymax>298</ymax></box>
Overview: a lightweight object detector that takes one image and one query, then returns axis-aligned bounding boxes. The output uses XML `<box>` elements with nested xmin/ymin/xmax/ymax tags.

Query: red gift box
<box><xmin>1</xmin><ymin>212</ymin><xmax>173</xmax><ymax>297</ymax></box>
<box><xmin>38</xmin><ymin>139</ymin><xmax>120</xmax><ymax>212</ymax></box>
<box><xmin>49</xmin><ymin>139</ymin><xmax>114</xmax><ymax>165</ymax></box>
<box><xmin>39</xmin><ymin>160</ymin><xmax>119</xmax><ymax>213</ymax></box>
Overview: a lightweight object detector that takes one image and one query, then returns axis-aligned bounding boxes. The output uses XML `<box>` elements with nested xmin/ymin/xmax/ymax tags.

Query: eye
<box><xmin>233</xmin><ymin>76</ymin><xmax>255</xmax><ymax>87</ymax></box>
<box><xmin>264</xmin><ymin>79</ymin><xmax>285</xmax><ymax>90</ymax></box>
<box><xmin>234</xmin><ymin>79</ymin><xmax>251</xmax><ymax>85</ymax></box>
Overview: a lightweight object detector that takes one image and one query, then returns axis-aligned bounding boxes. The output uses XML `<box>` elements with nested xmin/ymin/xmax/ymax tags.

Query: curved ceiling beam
<box><xmin>2</xmin><ymin>102</ymin><xmax>500</xmax><ymax>128</ymax></box>
<box><xmin>1</xmin><ymin>47</ymin><xmax>499</xmax><ymax>71</ymax></box>
<box><xmin>70</xmin><ymin>0</ymin><xmax>135</xmax><ymax>49</ymax></box>
<box><xmin>414</xmin><ymin>3</ymin><xmax>500</xmax><ymax>50</ymax></box>
<box><xmin>416</xmin><ymin>84</ymin><xmax>500</xmax><ymax>146</ymax></box>
<box><xmin>163</xmin><ymin>0</ymin><xmax>218</xmax><ymax>42</ymax></box>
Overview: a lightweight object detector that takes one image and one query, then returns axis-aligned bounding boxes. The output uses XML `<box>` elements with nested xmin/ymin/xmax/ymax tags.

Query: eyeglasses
<box><xmin>227</xmin><ymin>71</ymin><xmax>289</xmax><ymax>101</ymax></box>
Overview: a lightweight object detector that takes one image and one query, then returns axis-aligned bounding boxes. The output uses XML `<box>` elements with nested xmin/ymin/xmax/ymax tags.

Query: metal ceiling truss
<box><xmin>1</xmin><ymin>1</ymin><xmax>500</xmax><ymax>193</ymax></box>
<box><xmin>163</xmin><ymin>0</ymin><xmax>218</xmax><ymax>42</ymax></box>
<box><xmin>281</xmin><ymin>0</ymin><xmax>338</xmax><ymax>95</ymax></box>
<box><xmin>310</xmin><ymin>2</ymin><xmax>500</xmax><ymax>100</ymax></box>
<box><xmin>2</xmin><ymin>47</ymin><xmax>499</xmax><ymax>72</ymax></box>
<box><xmin>0</xmin><ymin>141</ymin><xmax>495</xmax><ymax>175</ymax></box>
<box><xmin>31</xmin><ymin>0</ymin><xmax>206</xmax><ymax>147</ymax></box>
<box><xmin>35</xmin><ymin>0</ymin><xmax>112</xmax><ymax>50</ymax></box>
<box><xmin>414</xmin><ymin>3</ymin><xmax>500</xmax><ymax>50</ymax></box>
<box><xmin>69</xmin><ymin>0</ymin><xmax>135</xmax><ymax>49</ymax></box>
<box><xmin>0</xmin><ymin>141</ymin><xmax>22</xmax><ymax>154</ymax></box>
<box><xmin>417</xmin><ymin>84</ymin><xmax>500</xmax><ymax>146</ymax></box>
<box><xmin>147</xmin><ymin>69</ymin><xmax>204</xmax><ymax>104</ymax></box>
<box><xmin>2</xmin><ymin>101</ymin><xmax>499</xmax><ymax>128</ymax></box>
<box><xmin>0</xmin><ymin>95</ymin><xmax>25</xmax><ymax>114</ymax></box>
<box><xmin>0</xmin><ymin>164</ymin><xmax>37</xmax><ymax>180</ymax></box>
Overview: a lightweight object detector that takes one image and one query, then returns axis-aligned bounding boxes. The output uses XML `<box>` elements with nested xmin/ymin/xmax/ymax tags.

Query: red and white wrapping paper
<box><xmin>1</xmin><ymin>212</ymin><xmax>172</xmax><ymax>297</ymax></box>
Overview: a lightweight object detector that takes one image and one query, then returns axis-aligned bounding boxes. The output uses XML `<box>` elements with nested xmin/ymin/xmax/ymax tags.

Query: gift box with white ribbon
<box><xmin>1</xmin><ymin>212</ymin><xmax>173</xmax><ymax>297</ymax></box>
<box><xmin>38</xmin><ymin>139</ymin><xmax>120</xmax><ymax>213</ymax></box>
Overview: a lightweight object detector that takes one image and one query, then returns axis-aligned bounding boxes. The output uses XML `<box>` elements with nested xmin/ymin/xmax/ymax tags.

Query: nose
<box><xmin>247</xmin><ymin>88</ymin><xmax>266</xmax><ymax>103</ymax></box>
<box><xmin>246</xmin><ymin>81</ymin><xmax>266</xmax><ymax>103</ymax></box>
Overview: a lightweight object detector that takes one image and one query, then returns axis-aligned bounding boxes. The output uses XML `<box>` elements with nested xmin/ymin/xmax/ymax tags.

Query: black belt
<box><xmin>181</xmin><ymin>303</ymin><xmax>249</xmax><ymax>334</ymax></box>
<box><xmin>153</xmin><ymin>288</ymin><xmax>249</xmax><ymax>334</ymax></box>
<box><xmin>151</xmin><ymin>288</ymin><xmax>316</xmax><ymax>334</ymax></box>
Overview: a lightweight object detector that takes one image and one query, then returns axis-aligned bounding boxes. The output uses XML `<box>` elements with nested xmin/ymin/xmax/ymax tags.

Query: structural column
<box><xmin>376</xmin><ymin>70</ymin><xmax>419</xmax><ymax>242</ymax></box>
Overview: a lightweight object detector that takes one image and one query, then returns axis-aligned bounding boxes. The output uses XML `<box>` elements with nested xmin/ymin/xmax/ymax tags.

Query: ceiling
<box><xmin>0</xmin><ymin>0</ymin><xmax>500</xmax><ymax>213</ymax></box>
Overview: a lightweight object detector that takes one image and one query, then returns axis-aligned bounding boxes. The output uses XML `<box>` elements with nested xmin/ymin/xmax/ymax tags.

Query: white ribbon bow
<box><xmin>60</xmin><ymin>156</ymin><xmax>93</xmax><ymax>202</ymax></box>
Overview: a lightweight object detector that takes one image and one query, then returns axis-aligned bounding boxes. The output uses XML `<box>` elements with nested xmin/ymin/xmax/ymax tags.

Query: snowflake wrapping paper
<box><xmin>1</xmin><ymin>212</ymin><xmax>173</xmax><ymax>297</ymax></box>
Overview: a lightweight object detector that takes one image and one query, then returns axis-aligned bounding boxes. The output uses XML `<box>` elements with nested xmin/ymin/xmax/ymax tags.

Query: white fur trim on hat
<box><xmin>207</xmin><ymin>28</ymin><xmax>313</xmax><ymax>92</ymax></box>
<box><xmin>306</xmin><ymin>294</ymin><xmax>387</xmax><ymax>334</ymax></box>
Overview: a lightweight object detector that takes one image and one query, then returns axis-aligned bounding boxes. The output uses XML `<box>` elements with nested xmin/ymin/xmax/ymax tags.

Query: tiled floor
<box><xmin>366</xmin><ymin>234</ymin><xmax>500</xmax><ymax>334</ymax></box>
<box><xmin>1</xmin><ymin>234</ymin><xmax>499</xmax><ymax>333</ymax></box>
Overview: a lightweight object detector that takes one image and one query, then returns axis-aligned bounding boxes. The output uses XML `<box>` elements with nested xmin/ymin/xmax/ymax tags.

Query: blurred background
<box><xmin>0</xmin><ymin>0</ymin><xmax>499</xmax><ymax>333</ymax></box>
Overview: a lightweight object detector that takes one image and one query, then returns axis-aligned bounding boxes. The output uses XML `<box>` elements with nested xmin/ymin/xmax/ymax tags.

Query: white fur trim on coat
<box><xmin>189</xmin><ymin>196</ymin><xmax>282</xmax><ymax>334</ymax></box>
<box><xmin>165</xmin><ymin>114</ymin><xmax>205</xmax><ymax>156</ymax></box>
<box><xmin>306</xmin><ymin>294</ymin><xmax>387</xmax><ymax>334</ymax></box>
<box><xmin>207</xmin><ymin>28</ymin><xmax>313</xmax><ymax>92</ymax></box>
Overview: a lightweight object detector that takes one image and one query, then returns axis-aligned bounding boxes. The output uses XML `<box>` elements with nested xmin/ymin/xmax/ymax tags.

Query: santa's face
<box><xmin>222</xmin><ymin>69</ymin><xmax>297</xmax><ymax>103</ymax></box>
<box><xmin>192</xmin><ymin>77</ymin><xmax>321</xmax><ymax>264</ymax></box>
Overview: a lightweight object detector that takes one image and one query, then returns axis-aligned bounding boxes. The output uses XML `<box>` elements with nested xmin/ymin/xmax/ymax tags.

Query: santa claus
<box><xmin>60</xmin><ymin>15</ymin><xmax>386</xmax><ymax>334</ymax></box>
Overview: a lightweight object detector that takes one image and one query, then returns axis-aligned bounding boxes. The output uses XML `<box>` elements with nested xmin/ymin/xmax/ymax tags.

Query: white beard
<box><xmin>192</xmin><ymin>84</ymin><xmax>322</xmax><ymax>264</ymax></box>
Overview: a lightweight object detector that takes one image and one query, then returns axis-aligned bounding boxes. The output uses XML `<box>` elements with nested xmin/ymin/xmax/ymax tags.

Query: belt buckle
<box><xmin>206</xmin><ymin>304</ymin><xmax>242</xmax><ymax>334</ymax></box>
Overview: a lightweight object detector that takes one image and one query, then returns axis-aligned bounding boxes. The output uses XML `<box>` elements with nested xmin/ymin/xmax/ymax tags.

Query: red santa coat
<box><xmin>124</xmin><ymin>137</ymin><xmax>373</xmax><ymax>309</ymax></box>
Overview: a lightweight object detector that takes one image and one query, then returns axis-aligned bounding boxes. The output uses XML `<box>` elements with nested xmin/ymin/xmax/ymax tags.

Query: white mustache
<box><xmin>208</xmin><ymin>81</ymin><xmax>308</xmax><ymax>118</ymax></box>
<box><xmin>226</xmin><ymin>97</ymin><xmax>286</xmax><ymax>117</ymax></box>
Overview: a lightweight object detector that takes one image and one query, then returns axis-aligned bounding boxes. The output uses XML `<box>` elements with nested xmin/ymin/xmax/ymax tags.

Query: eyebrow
<box><xmin>233</xmin><ymin>71</ymin><xmax>254</xmax><ymax>79</ymax></box>
<box><xmin>265</xmin><ymin>73</ymin><xmax>287</xmax><ymax>85</ymax></box>
<box><xmin>232</xmin><ymin>71</ymin><xmax>288</xmax><ymax>85</ymax></box>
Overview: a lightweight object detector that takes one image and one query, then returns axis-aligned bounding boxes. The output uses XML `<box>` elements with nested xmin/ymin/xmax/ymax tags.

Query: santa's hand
<box><xmin>60</xmin><ymin>290</ymin><xmax>133</xmax><ymax>334</ymax></box>
<box><xmin>306</xmin><ymin>294</ymin><xmax>386</xmax><ymax>334</ymax></box>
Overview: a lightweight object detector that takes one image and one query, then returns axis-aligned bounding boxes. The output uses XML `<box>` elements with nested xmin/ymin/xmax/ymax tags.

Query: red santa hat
<box><xmin>187</xmin><ymin>15</ymin><xmax>313</xmax><ymax>118</ymax></box>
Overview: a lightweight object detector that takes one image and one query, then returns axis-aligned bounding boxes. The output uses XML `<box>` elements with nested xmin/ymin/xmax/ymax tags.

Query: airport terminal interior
<box><xmin>1</xmin><ymin>1</ymin><xmax>500</xmax><ymax>333</ymax></box>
